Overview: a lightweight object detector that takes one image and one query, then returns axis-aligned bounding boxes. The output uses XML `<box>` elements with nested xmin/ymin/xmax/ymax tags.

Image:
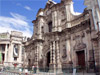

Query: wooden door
<box><xmin>77</xmin><ymin>51</ymin><xmax>85</xmax><ymax>67</ymax></box>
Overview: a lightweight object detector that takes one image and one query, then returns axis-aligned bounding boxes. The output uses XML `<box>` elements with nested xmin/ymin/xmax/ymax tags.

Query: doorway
<box><xmin>46</xmin><ymin>52</ymin><xmax>50</xmax><ymax>68</ymax></box>
<box><xmin>28</xmin><ymin>59</ymin><xmax>31</xmax><ymax>67</ymax></box>
<box><xmin>2</xmin><ymin>53</ymin><xmax>5</xmax><ymax>64</ymax></box>
<box><xmin>76</xmin><ymin>50</ymin><xmax>85</xmax><ymax>67</ymax></box>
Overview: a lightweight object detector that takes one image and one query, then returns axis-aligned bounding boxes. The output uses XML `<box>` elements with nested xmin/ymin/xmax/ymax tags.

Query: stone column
<box><xmin>56</xmin><ymin>40</ymin><xmax>62</xmax><ymax>72</ymax></box>
<box><xmin>50</xmin><ymin>42</ymin><xmax>53</xmax><ymax>64</ymax></box>
<box><xmin>5</xmin><ymin>44</ymin><xmax>7</xmax><ymax>61</ymax></box>
<box><xmin>36</xmin><ymin>44</ymin><xmax>39</xmax><ymax>73</ymax></box>
<box><xmin>18</xmin><ymin>44</ymin><xmax>22</xmax><ymax>64</ymax></box>
<box><xmin>53</xmin><ymin>41</ymin><xmax>56</xmax><ymax>68</ymax></box>
<box><xmin>50</xmin><ymin>41</ymin><xmax>56</xmax><ymax>72</ymax></box>
<box><xmin>4</xmin><ymin>44</ymin><xmax>8</xmax><ymax>66</ymax></box>
<box><xmin>8</xmin><ymin>43</ymin><xmax>14</xmax><ymax>67</ymax></box>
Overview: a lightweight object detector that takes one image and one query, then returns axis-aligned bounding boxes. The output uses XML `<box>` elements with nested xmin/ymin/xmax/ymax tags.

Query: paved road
<box><xmin>0</xmin><ymin>72</ymin><xmax>6</xmax><ymax>75</ymax></box>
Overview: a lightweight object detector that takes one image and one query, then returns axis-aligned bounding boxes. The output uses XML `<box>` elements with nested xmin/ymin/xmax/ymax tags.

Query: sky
<box><xmin>0</xmin><ymin>0</ymin><xmax>86</xmax><ymax>37</ymax></box>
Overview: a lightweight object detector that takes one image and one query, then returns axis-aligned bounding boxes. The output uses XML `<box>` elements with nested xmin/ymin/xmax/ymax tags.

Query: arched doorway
<box><xmin>46</xmin><ymin>51</ymin><xmax>50</xmax><ymax>68</ymax></box>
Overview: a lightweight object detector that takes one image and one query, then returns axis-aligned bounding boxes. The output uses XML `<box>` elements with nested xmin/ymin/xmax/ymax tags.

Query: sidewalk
<box><xmin>0</xmin><ymin>71</ymin><xmax>96</xmax><ymax>75</ymax></box>
<box><xmin>31</xmin><ymin>72</ymin><xmax>95</xmax><ymax>75</ymax></box>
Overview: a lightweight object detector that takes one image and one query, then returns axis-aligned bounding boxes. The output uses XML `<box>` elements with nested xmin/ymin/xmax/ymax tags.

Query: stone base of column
<box><xmin>49</xmin><ymin>63</ymin><xmax>56</xmax><ymax>73</ymax></box>
<box><xmin>36</xmin><ymin>68</ymin><xmax>40</xmax><ymax>73</ymax></box>
<box><xmin>56</xmin><ymin>68</ymin><xmax>62</xmax><ymax>73</ymax></box>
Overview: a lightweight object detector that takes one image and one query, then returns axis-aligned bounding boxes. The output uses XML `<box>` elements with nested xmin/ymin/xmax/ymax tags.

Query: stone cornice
<box><xmin>71</xmin><ymin>19</ymin><xmax>90</xmax><ymax>33</ymax></box>
<box><xmin>0</xmin><ymin>39</ymin><xmax>10</xmax><ymax>41</ymax></box>
<box><xmin>44</xmin><ymin>31</ymin><xmax>62</xmax><ymax>37</ymax></box>
<box><xmin>44</xmin><ymin>19</ymin><xmax>90</xmax><ymax>37</ymax></box>
<box><xmin>10</xmin><ymin>35</ymin><xmax>23</xmax><ymax>38</ymax></box>
<box><xmin>32</xmin><ymin>20</ymin><xmax>36</xmax><ymax>23</ymax></box>
<box><xmin>33</xmin><ymin>39</ymin><xmax>44</xmax><ymax>43</ymax></box>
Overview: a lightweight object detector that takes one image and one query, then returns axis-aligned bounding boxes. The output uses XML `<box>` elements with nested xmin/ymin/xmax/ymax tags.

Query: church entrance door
<box><xmin>76</xmin><ymin>50</ymin><xmax>85</xmax><ymax>67</ymax></box>
<box><xmin>46</xmin><ymin>51</ymin><xmax>50</xmax><ymax>69</ymax></box>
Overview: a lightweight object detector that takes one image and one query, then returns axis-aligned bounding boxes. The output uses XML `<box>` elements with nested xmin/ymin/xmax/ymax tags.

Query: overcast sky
<box><xmin>0</xmin><ymin>0</ymin><xmax>86</xmax><ymax>37</ymax></box>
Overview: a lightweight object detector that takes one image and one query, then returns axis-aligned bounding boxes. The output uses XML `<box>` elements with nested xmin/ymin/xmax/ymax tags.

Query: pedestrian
<box><xmin>25</xmin><ymin>69</ymin><xmax>28</xmax><ymax>75</ymax></box>
<box><xmin>32</xmin><ymin>66</ymin><xmax>34</xmax><ymax>73</ymax></box>
<box><xmin>34</xmin><ymin>66</ymin><xmax>37</xmax><ymax>73</ymax></box>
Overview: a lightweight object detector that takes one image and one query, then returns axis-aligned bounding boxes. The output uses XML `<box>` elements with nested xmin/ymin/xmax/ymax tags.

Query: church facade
<box><xmin>24</xmin><ymin>0</ymin><xmax>100</xmax><ymax>72</ymax></box>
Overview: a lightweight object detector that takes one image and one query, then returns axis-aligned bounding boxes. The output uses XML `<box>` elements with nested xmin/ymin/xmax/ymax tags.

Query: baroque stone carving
<box><xmin>62</xmin><ymin>45</ymin><xmax>67</xmax><ymax>59</ymax></box>
<box><xmin>74</xmin><ymin>35</ymin><xmax>86</xmax><ymax>50</ymax></box>
<box><xmin>74</xmin><ymin>42</ymin><xmax>86</xmax><ymax>50</ymax></box>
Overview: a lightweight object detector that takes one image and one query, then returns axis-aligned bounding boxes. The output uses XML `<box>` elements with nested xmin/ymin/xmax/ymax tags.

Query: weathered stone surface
<box><xmin>24</xmin><ymin>0</ymin><xmax>100</xmax><ymax>72</ymax></box>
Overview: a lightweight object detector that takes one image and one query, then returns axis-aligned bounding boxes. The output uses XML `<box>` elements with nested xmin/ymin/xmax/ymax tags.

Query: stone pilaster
<box><xmin>52</xmin><ymin>11</ymin><xmax>57</xmax><ymax>32</ymax></box>
<box><xmin>88</xmin><ymin>9</ymin><xmax>95</xmax><ymax>30</ymax></box>
<box><xmin>98</xmin><ymin>33</ymin><xmax>100</xmax><ymax>73</ymax></box>
<box><xmin>64</xmin><ymin>0</ymin><xmax>72</xmax><ymax>28</ymax></box>
<box><xmin>66</xmin><ymin>39</ymin><xmax>71</xmax><ymax>62</ymax></box>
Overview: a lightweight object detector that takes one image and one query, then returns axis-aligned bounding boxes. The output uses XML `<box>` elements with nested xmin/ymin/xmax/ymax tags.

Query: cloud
<box><xmin>0</xmin><ymin>12</ymin><xmax>32</xmax><ymax>37</ymax></box>
<box><xmin>24</xmin><ymin>6</ymin><xmax>32</xmax><ymax>11</ymax></box>
<box><xmin>16</xmin><ymin>3</ymin><xmax>33</xmax><ymax>11</ymax></box>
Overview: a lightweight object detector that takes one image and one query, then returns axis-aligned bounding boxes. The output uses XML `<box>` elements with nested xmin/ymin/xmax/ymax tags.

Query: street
<box><xmin>0</xmin><ymin>71</ymin><xmax>96</xmax><ymax>75</ymax></box>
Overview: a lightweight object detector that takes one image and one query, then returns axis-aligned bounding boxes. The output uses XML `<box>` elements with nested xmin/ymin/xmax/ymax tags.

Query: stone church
<box><xmin>24</xmin><ymin>0</ymin><xmax>100</xmax><ymax>72</ymax></box>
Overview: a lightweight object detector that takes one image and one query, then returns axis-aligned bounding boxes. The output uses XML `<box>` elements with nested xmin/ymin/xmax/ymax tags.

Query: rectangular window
<box><xmin>0</xmin><ymin>44</ymin><xmax>5</xmax><ymax>51</ymax></box>
<box><xmin>14</xmin><ymin>57</ymin><xmax>17</xmax><ymax>61</ymax></box>
<box><xmin>48</xmin><ymin>22</ymin><xmax>52</xmax><ymax>32</ymax></box>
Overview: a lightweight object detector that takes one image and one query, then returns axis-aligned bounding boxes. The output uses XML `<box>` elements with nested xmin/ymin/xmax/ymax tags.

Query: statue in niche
<box><xmin>13</xmin><ymin>44</ymin><xmax>19</xmax><ymax>57</ymax></box>
<box><xmin>62</xmin><ymin>45</ymin><xmax>67</xmax><ymax>59</ymax></box>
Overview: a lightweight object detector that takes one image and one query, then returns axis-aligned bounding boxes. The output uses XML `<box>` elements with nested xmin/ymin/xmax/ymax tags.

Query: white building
<box><xmin>0</xmin><ymin>31</ymin><xmax>25</xmax><ymax>67</ymax></box>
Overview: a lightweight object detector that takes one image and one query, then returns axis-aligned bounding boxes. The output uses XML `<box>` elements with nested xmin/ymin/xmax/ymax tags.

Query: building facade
<box><xmin>0</xmin><ymin>31</ymin><xmax>25</xmax><ymax>67</ymax></box>
<box><xmin>24</xmin><ymin>0</ymin><xmax>100</xmax><ymax>72</ymax></box>
<box><xmin>84</xmin><ymin>0</ymin><xmax>100</xmax><ymax>72</ymax></box>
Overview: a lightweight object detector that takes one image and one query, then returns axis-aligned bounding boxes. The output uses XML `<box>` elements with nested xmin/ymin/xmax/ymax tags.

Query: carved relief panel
<box><xmin>62</xmin><ymin>45</ymin><xmax>67</xmax><ymax>59</ymax></box>
<box><xmin>73</xmin><ymin>32</ymin><xmax>86</xmax><ymax>51</ymax></box>
<box><xmin>60</xmin><ymin>33</ymin><xmax>67</xmax><ymax>62</ymax></box>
